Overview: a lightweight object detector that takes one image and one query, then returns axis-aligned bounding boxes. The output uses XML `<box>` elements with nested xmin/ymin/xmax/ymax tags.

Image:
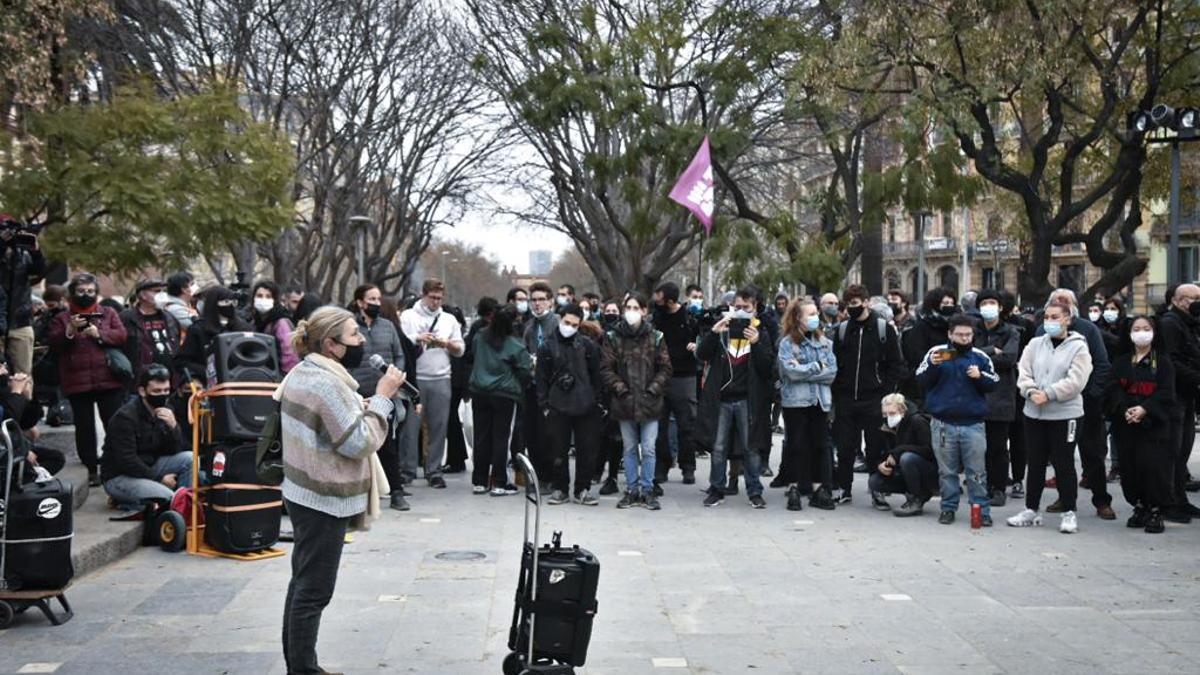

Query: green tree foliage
<box><xmin>0</xmin><ymin>85</ymin><xmax>294</xmax><ymax>274</ymax></box>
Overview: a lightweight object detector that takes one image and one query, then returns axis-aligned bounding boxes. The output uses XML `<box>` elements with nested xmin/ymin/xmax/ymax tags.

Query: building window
<box><xmin>1179</xmin><ymin>246</ymin><xmax>1199</xmax><ymax>283</ymax></box>
<box><xmin>981</xmin><ymin>267</ymin><xmax>995</xmax><ymax>290</ymax></box>
<box><xmin>909</xmin><ymin>267</ymin><xmax>922</xmax><ymax>299</ymax></box>
<box><xmin>938</xmin><ymin>265</ymin><xmax>958</xmax><ymax>292</ymax></box>
<box><xmin>887</xmin><ymin>215</ymin><xmax>896</xmax><ymax>243</ymax></box>
<box><xmin>941</xmin><ymin>212</ymin><xmax>953</xmax><ymax>238</ymax></box>
<box><xmin>885</xmin><ymin>269</ymin><xmax>901</xmax><ymax>291</ymax></box>
<box><xmin>1057</xmin><ymin>264</ymin><xmax>1084</xmax><ymax>293</ymax></box>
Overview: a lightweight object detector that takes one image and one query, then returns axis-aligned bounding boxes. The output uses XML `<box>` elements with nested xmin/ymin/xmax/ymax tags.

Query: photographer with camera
<box><xmin>47</xmin><ymin>272</ymin><xmax>128</xmax><ymax>486</ymax></box>
<box><xmin>537</xmin><ymin>303</ymin><xmax>602</xmax><ymax>506</ymax></box>
<box><xmin>0</xmin><ymin>215</ymin><xmax>45</xmax><ymax>374</ymax></box>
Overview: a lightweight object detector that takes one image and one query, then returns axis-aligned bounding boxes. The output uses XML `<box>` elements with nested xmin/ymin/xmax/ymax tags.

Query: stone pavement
<box><xmin>2</xmin><ymin>441</ymin><xmax>1199</xmax><ymax>675</ymax></box>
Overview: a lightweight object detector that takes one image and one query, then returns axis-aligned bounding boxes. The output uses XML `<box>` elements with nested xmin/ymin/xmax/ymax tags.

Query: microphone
<box><xmin>369</xmin><ymin>353</ymin><xmax>421</xmax><ymax>403</ymax></box>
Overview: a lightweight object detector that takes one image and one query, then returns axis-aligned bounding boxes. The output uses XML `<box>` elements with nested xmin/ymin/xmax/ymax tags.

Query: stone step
<box><xmin>70</xmin><ymin>487</ymin><xmax>145</xmax><ymax>579</ymax></box>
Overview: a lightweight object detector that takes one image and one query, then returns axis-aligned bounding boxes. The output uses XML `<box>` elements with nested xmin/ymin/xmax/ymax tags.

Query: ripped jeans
<box><xmin>931</xmin><ymin>419</ymin><xmax>989</xmax><ymax>516</ymax></box>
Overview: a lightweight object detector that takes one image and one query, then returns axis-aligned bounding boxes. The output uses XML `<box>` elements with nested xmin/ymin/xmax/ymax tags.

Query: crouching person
<box><xmin>870</xmin><ymin>393</ymin><xmax>938</xmax><ymax>517</ymax></box>
<box><xmin>101</xmin><ymin>364</ymin><xmax>190</xmax><ymax>506</ymax></box>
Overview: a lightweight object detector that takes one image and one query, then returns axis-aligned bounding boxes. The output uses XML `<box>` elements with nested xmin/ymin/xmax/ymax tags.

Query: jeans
<box><xmin>618</xmin><ymin>420</ymin><xmax>657</xmax><ymax>495</ymax></box>
<box><xmin>103</xmin><ymin>451</ymin><xmax>194</xmax><ymax>506</ymax></box>
<box><xmin>868</xmin><ymin>452</ymin><xmax>939</xmax><ymax>500</ymax></box>
<box><xmin>707</xmin><ymin>399</ymin><xmax>764</xmax><ymax>497</ymax></box>
<box><xmin>931</xmin><ymin>419</ymin><xmax>989</xmax><ymax>516</ymax></box>
<box><xmin>282</xmin><ymin>500</ymin><xmax>350</xmax><ymax>675</ymax></box>
<box><xmin>416</xmin><ymin>377</ymin><xmax>453</xmax><ymax>479</ymax></box>
<box><xmin>67</xmin><ymin>387</ymin><xmax>125</xmax><ymax>473</ymax></box>
<box><xmin>656</xmin><ymin>375</ymin><xmax>698</xmax><ymax>478</ymax></box>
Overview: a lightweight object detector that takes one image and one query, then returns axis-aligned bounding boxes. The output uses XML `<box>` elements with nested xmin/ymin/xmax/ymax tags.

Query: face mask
<box><xmin>1088</xmin><ymin>310</ymin><xmax>1101</xmax><ymax>322</ymax></box>
<box><xmin>71</xmin><ymin>293</ymin><xmax>96</xmax><ymax>308</ymax></box>
<box><xmin>888</xmin><ymin>302</ymin><xmax>903</xmax><ymax>317</ymax></box>
<box><xmin>1189</xmin><ymin>302</ymin><xmax>1200</xmax><ymax>318</ymax></box>
<box><xmin>558</xmin><ymin>323</ymin><xmax>578</xmax><ymax>339</ymax></box>
<box><xmin>1131</xmin><ymin>330</ymin><xmax>1154</xmax><ymax>347</ymax></box>
<box><xmin>980</xmin><ymin>305</ymin><xmax>999</xmax><ymax>322</ymax></box>
<box><xmin>886</xmin><ymin>414</ymin><xmax>903</xmax><ymax>429</ymax></box>
<box><xmin>1103</xmin><ymin>309</ymin><xmax>1119</xmax><ymax>324</ymax></box>
<box><xmin>1044</xmin><ymin>320</ymin><xmax>1063</xmax><ymax>338</ymax></box>
<box><xmin>217</xmin><ymin>304</ymin><xmax>237</xmax><ymax>319</ymax></box>
<box><xmin>849</xmin><ymin>304</ymin><xmax>867</xmax><ymax>319</ymax></box>
<box><xmin>556</xmin><ymin>295</ymin><xmax>568</xmax><ymax>307</ymax></box>
<box><xmin>337</xmin><ymin>341</ymin><xmax>365</xmax><ymax>369</ymax></box>
<box><xmin>688</xmin><ymin>299</ymin><xmax>703</xmax><ymax>315</ymax></box>
<box><xmin>515</xmin><ymin>300</ymin><xmax>529</xmax><ymax>314</ymax></box>
<box><xmin>145</xmin><ymin>393</ymin><xmax>170</xmax><ymax>409</ymax></box>
<box><xmin>624</xmin><ymin>310</ymin><xmax>642</xmax><ymax>326</ymax></box>
<box><xmin>532</xmin><ymin>304</ymin><xmax>549</xmax><ymax>318</ymax></box>
<box><xmin>188</xmin><ymin>283</ymin><xmax>200</xmax><ymax>296</ymax></box>
<box><xmin>196</xmin><ymin>300</ymin><xmax>205</xmax><ymax>315</ymax></box>
<box><xmin>938</xmin><ymin>305</ymin><xmax>955</xmax><ymax>317</ymax></box>
<box><xmin>822</xmin><ymin>304</ymin><xmax>839</xmax><ymax>318</ymax></box>
<box><xmin>805</xmin><ymin>316</ymin><xmax>820</xmax><ymax>332</ymax></box>
<box><xmin>364</xmin><ymin>303</ymin><xmax>381</xmax><ymax>319</ymax></box>
<box><xmin>727</xmin><ymin>308</ymin><xmax>753</xmax><ymax>320</ymax></box>
<box><xmin>603</xmin><ymin>314</ymin><xmax>619</xmax><ymax>328</ymax></box>
<box><xmin>154</xmin><ymin>291</ymin><xmax>169</xmax><ymax>307</ymax></box>
<box><xmin>254</xmin><ymin>297</ymin><xmax>274</xmax><ymax>314</ymax></box>
<box><xmin>954</xmin><ymin>341</ymin><xmax>973</xmax><ymax>354</ymax></box>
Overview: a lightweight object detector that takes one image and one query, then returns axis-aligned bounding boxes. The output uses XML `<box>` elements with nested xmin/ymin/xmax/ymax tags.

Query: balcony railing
<box><xmin>882</xmin><ymin>238</ymin><xmax>958</xmax><ymax>257</ymax></box>
<box><xmin>886</xmin><ymin>237</ymin><xmax>1086</xmax><ymax>259</ymax></box>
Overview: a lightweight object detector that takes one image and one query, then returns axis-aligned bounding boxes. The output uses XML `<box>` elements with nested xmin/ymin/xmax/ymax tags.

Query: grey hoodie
<box><xmin>1017</xmin><ymin>331</ymin><xmax>1093</xmax><ymax>420</ymax></box>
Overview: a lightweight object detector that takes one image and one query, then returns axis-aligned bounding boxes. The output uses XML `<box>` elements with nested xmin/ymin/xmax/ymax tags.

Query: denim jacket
<box><xmin>778</xmin><ymin>334</ymin><xmax>837</xmax><ymax>412</ymax></box>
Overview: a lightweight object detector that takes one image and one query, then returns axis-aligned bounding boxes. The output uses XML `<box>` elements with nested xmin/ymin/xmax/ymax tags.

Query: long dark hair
<box><xmin>251</xmin><ymin>279</ymin><xmax>290</xmax><ymax>332</ymax></box>
<box><xmin>198</xmin><ymin>286</ymin><xmax>251</xmax><ymax>334</ymax></box>
<box><xmin>293</xmin><ymin>292</ymin><xmax>322</xmax><ymax>324</ymax></box>
<box><xmin>485</xmin><ymin>306</ymin><xmax>518</xmax><ymax>349</ymax></box>
<box><xmin>1118</xmin><ymin>314</ymin><xmax>1165</xmax><ymax>355</ymax></box>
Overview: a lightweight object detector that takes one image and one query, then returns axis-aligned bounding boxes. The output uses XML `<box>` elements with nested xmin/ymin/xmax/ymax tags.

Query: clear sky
<box><xmin>442</xmin><ymin>211</ymin><xmax>573</xmax><ymax>272</ymax></box>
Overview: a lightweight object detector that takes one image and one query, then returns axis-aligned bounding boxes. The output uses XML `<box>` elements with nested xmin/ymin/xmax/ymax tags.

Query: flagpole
<box><xmin>697</xmin><ymin>229</ymin><xmax>704</xmax><ymax>293</ymax></box>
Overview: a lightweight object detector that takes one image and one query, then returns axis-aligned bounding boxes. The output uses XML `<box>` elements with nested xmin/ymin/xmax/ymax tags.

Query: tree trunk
<box><xmin>1020</xmin><ymin>234</ymin><xmax>1055</xmax><ymax>308</ymax></box>
<box><xmin>859</xmin><ymin>128</ymin><xmax>884</xmax><ymax>294</ymax></box>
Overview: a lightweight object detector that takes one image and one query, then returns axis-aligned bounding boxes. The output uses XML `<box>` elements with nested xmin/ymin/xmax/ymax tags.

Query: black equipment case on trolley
<box><xmin>203</xmin><ymin>483</ymin><xmax>282</xmax><ymax>554</ymax></box>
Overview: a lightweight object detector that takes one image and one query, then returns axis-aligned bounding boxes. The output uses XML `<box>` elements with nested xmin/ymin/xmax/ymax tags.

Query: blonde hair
<box><xmin>292</xmin><ymin>306</ymin><xmax>356</xmax><ymax>357</ymax></box>
<box><xmin>880</xmin><ymin>392</ymin><xmax>907</xmax><ymax>413</ymax></box>
<box><xmin>782</xmin><ymin>298</ymin><xmax>821</xmax><ymax>344</ymax></box>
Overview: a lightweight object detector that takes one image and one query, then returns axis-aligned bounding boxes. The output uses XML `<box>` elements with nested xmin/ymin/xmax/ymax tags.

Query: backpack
<box><xmin>255</xmin><ymin>383</ymin><xmax>285</xmax><ymax>486</ymax></box>
<box><xmin>837</xmin><ymin>317</ymin><xmax>888</xmax><ymax>345</ymax></box>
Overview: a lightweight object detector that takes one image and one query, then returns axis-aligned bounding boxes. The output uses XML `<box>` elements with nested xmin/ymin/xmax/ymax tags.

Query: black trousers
<box><xmin>1009</xmin><ymin>392</ymin><xmax>1027</xmax><ymax>483</ymax></box>
<box><xmin>1023</xmin><ymin>417</ymin><xmax>1079</xmax><ymax>513</ymax></box>
<box><xmin>520</xmin><ymin>386</ymin><xmax>546</xmax><ymax>475</ymax></box>
<box><xmin>445</xmin><ymin>388</ymin><xmax>468</xmax><ymax>470</ymax></box>
<box><xmin>283</xmin><ymin>500</ymin><xmax>350</xmax><ymax>675</ymax></box>
<box><xmin>1114</xmin><ymin>422</ymin><xmax>1174</xmax><ymax>510</ymax></box>
<box><xmin>782</xmin><ymin>405</ymin><xmax>831</xmax><ymax>490</ymax></box>
<box><xmin>984</xmin><ymin>420</ymin><xmax>1011</xmax><ymax>494</ymax></box>
<box><xmin>1077</xmin><ymin>396</ymin><xmax>1112</xmax><ymax>507</ymax></box>
<box><xmin>655</xmin><ymin>375</ymin><xmax>698</xmax><ymax>478</ymax></box>
<box><xmin>471</xmin><ymin>393</ymin><xmax>517</xmax><ymax>488</ymax></box>
<box><xmin>601</xmin><ymin>418</ymin><xmax>623</xmax><ymax>479</ymax></box>
<box><xmin>833</xmin><ymin>396</ymin><xmax>885</xmax><ymax>492</ymax></box>
<box><xmin>545</xmin><ymin>410</ymin><xmax>600</xmax><ymax>494</ymax></box>
<box><xmin>867</xmin><ymin>452</ymin><xmax>938</xmax><ymax>500</ymax></box>
<box><xmin>1169</xmin><ymin>398</ymin><xmax>1196</xmax><ymax>507</ymax></box>
<box><xmin>67</xmin><ymin>387</ymin><xmax>125</xmax><ymax>473</ymax></box>
<box><xmin>376</xmin><ymin>409</ymin><xmax>403</xmax><ymax>491</ymax></box>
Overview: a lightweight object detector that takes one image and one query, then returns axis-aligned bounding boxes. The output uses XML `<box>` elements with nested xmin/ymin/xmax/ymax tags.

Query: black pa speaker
<box><xmin>206</xmin><ymin>332</ymin><xmax>281</xmax><ymax>441</ymax></box>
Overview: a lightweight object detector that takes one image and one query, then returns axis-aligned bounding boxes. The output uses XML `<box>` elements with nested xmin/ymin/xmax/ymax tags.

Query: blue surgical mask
<box><xmin>980</xmin><ymin>305</ymin><xmax>999</xmax><ymax>322</ymax></box>
<box><xmin>1103</xmin><ymin>309</ymin><xmax>1119</xmax><ymax>324</ymax></box>
<box><xmin>688</xmin><ymin>299</ymin><xmax>703</xmax><ymax>314</ymax></box>
<box><xmin>805</xmin><ymin>316</ymin><xmax>820</xmax><ymax>332</ymax></box>
<box><xmin>1044</xmin><ymin>320</ymin><xmax>1063</xmax><ymax>338</ymax></box>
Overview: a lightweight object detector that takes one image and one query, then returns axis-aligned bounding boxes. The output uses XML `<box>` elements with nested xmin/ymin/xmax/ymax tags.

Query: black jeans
<box><xmin>1169</xmin><ymin>398</ymin><xmax>1196</xmax><ymax>507</ymax></box>
<box><xmin>67</xmin><ymin>387</ymin><xmax>125</xmax><ymax>473</ymax></box>
<box><xmin>282</xmin><ymin>500</ymin><xmax>350</xmax><ymax>675</ymax></box>
<box><xmin>1009</xmin><ymin>392</ymin><xmax>1027</xmax><ymax>484</ymax></box>
<box><xmin>445</xmin><ymin>388</ymin><xmax>468</xmax><ymax>470</ymax></box>
<box><xmin>984</xmin><ymin>420</ymin><xmax>1011</xmax><ymax>494</ymax></box>
<box><xmin>1024</xmin><ymin>418</ymin><xmax>1079</xmax><ymax>513</ymax></box>
<box><xmin>655</xmin><ymin>375</ymin><xmax>698</xmax><ymax>478</ymax></box>
<box><xmin>833</xmin><ymin>395</ymin><xmax>885</xmax><ymax>492</ymax></box>
<box><xmin>471</xmin><ymin>393</ymin><xmax>517</xmax><ymax>488</ymax></box>
<box><xmin>376</xmin><ymin>409</ymin><xmax>403</xmax><ymax>491</ymax></box>
<box><xmin>1077</xmin><ymin>396</ymin><xmax>1112</xmax><ymax>507</ymax></box>
<box><xmin>1114</xmin><ymin>422</ymin><xmax>1174</xmax><ymax>510</ymax></box>
<box><xmin>782</xmin><ymin>405</ymin><xmax>831</xmax><ymax>491</ymax></box>
<box><xmin>868</xmin><ymin>452</ymin><xmax>938</xmax><ymax>500</ymax></box>
<box><xmin>545</xmin><ymin>410</ymin><xmax>600</xmax><ymax>494</ymax></box>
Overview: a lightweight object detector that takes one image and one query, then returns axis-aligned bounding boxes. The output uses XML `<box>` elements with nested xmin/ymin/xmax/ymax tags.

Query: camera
<box><xmin>0</xmin><ymin>217</ymin><xmax>43</xmax><ymax>249</ymax></box>
<box><xmin>555</xmin><ymin>372</ymin><xmax>576</xmax><ymax>392</ymax></box>
<box><xmin>229</xmin><ymin>271</ymin><xmax>251</xmax><ymax>308</ymax></box>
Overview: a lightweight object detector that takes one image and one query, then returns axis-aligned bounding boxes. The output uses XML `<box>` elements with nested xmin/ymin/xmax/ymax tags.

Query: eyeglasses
<box><xmin>75</xmin><ymin>289</ymin><xmax>97</xmax><ymax>296</ymax></box>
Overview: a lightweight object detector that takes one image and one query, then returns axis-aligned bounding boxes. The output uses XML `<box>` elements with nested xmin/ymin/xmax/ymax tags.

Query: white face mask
<box><xmin>153</xmin><ymin>291</ymin><xmax>169</xmax><ymax>307</ymax></box>
<box><xmin>886</xmin><ymin>413</ymin><xmax>903</xmax><ymax>429</ymax></box>
<box><xmin>727</xmin><ymin>308</ymin><xmax>753</xmax><ymax>320</ymax></box>
<box><xmin>1131</xmin><ymin>330</ymin><xmax>1154</xmax><ymax>348</ymax></box>
<box><xmin>253</xmin><ymin>297</ymin><xmax>274</xmax><ymax>314</ymax></box>
<box><xmin>558</xmin><ymin>323</ymin><xmax>578</xmax><ymax>339</ymax></box>
<box><xmin>624</xmin><ymin>309</ymin><xmax>642</xmax><ymax>326</ymax></box>
<box><xmin>188</xmin><ymin>283</ymin><xmax>200</xmax><ymax>296</ymax></box>
<box><xmin>1103</xmin><ymin>309</ymin><xmax>1119</xmax><ymax>323</ymax></box>
<box><xmin>515</xmin><ymin>300</ymin><xmax>529</xmax><ymax>314</ymax></box>
<box><xmin>1088</xmin><ymin>310</ymin><xmax>1101</xmax><ymax>322</ymax></box>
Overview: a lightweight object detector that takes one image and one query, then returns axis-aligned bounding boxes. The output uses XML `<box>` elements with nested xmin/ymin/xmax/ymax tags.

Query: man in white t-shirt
<box><xmin>400</xmin><ymin>279</ymin><xmax>465</xmax><ymax>488</ymax></box>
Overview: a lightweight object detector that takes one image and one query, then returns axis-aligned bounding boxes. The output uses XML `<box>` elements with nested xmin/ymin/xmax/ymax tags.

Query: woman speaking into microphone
<box><xmin>279</xmin><ymin>306</ymin><xmax>405</xmax><ymax>675</ymax></box>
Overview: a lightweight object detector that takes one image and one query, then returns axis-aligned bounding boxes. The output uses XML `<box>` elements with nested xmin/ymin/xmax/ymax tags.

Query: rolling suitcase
<box><xmin>203</xmin><ymin>484</ymin><xmax>282</xmax><ymax>554</ymax></box>
<box><xmin>1</xmin><ymin>476</ymin><xmax>74</xmax><ymax>591</ymax></box>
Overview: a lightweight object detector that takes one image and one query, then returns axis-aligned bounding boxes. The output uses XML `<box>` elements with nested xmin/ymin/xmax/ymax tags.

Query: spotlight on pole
<box><xmin>1127</xmin><ymin>109</ymin><xmax>1154</xmax><ymax>134</ymax></box>
<box><xmin>1151</xmin><ymin>104</ymin><xmax>1176</xmax><ymax>129</ymax></box>
<box><xmin>1176</xmin><ymin>107</ymin><xmax>1198</xmax><ymax>132</ymax></box>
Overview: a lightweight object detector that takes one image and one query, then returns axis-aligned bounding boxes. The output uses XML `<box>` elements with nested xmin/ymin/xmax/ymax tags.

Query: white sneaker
<box><xmin>472</xmin><ymin>485</ymin><xmax>487</xmax><ymax>495</ymax></box>
<box><xmin>1060</xmin><ymin>511</ymin><xmax>1078</xmax><ymax>534</ymax></box>
<box><xmin>1006</xmin><ymin>508</ymin><xmax>1043</xmax><ymax>527</ymax></box>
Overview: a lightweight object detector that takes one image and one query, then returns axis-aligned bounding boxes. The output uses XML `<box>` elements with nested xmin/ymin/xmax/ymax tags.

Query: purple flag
<box><xmin>669</xmin><ymin>136</ymin><xmax>715</xmax><ymax>233</ymax></box>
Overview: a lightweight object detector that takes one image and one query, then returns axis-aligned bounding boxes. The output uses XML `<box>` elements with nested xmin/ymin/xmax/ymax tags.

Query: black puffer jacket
<box><xmin>537</xmin><ymin>330</ymin><xmax>602</xmax><ymax>416</ymax></box>
<box><xmin>976</xmin><ymin>319</ymin><xmax>1019</xmax><ymax>421</ymax></box>
<box><xmin>0</xmin><ymin>244</ymin><xmax>44</xmax><ymax>331</ymax></box>
<box><xmin>881</xmin><ymin>411</ymin><xmax>934</xmax><ymax>462</ymax></box>
<box><xmin>832</xmin><ymin>310</ymin><xmax>906</xmax><ymax>402</ymax></box>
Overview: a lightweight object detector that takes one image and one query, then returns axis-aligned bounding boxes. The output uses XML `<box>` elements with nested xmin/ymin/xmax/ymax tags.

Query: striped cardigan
<box><xmin>277</xmin><ymin>353</ymin><xmax>393</xmax><ymax>517</ymax></box>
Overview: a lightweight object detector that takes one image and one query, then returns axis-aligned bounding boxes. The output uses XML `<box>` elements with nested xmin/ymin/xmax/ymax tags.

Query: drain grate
<box><xmin>434</xmin><ymin>550</ymin><xmax>488</xmax><ymax>562</ymax></box>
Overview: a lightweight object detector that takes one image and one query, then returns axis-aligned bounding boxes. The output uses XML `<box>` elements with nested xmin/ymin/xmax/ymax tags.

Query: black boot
<box><xmin>389</xmin><ymin>490</ymin><xmax>410</xmax><ymax>511</ymax></box>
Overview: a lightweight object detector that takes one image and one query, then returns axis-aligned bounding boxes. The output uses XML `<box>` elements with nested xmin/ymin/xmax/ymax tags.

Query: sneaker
<box><xmin>472</xmin><ymin>485</ymin><xmax>488</xmax><ymax>495</ymax></box>
<box><xmin>894</xmin><ymin>496</ymin><xmax>925</xmax><ymax>517</ymax></box>
<box><xmin>1007</xmin><ymin>509</ymin><xmax>1043</xmax><ymax>527</ymax></box>
<box><xmin>833</xmin><ymin>488</ymin><xmax>852</xmax><ymax>505</ymax></box>
<box><xmin>428</xmin><ymin>476</ymin><xmax>447</xmax><ymax>489</ymax></box>
<box><xmin>547</xmin><ymin>490</ymin><xmax>570</xmax><ymax>505</ymax></box>
<box><xmin>938</xmin><ymin>510</ymin><xmax>955</xmax><ymax>525</ymax></box>
<box><xmin>1096</xmin><ymin>504</ymin><xmax>1116</xmax><ymax>520</ymax></box>
<box><xmin>1009</xmin><ymin>481</ymin><xmax>1025</xmax><ymax>498</ymax></box>
<box><xmin>682</xmin><ymin>469</ymin><xmax>696</xmax><ymax>485</ymax></box>
<box><xmin>1162</xmin><ymin>507</ymin><xmax>1192</xmax><ymax>524</ymax></box>
<box><xmin>762</xmin><ymin>466</ymin><xmax>774</xmax><ymax>477</ymax></box>
<box><xmin>498</xmin><ymin>484</ymin><xmax>520</xmax><ymax>495</ymax></box>
<box><xmin>1181</xmin><ymin>502</ymin><xmax>1200</xmax><ymax>518</ymax></box>
<box><xmin>652</xmin><ymin>482</ymin><xmax>664</xmax><ymax>498</ymax></box>
<box><xmin>389</xmin><ymin>492</ymin><xmax>410</xmax><ymax>511</ymax></box>
<box><xmin>809</xmin><ymin>488</ymin><xmax>836</xmax><ymax>511</ymax></box>
<box><xmin>990</xmin><ymin>490</ymin><xmax>1007</xmax><ymax>507</ymax></box>
<box><xmin>617</xmin><ymin>492</ymin><xmax>639</xmax><ymax>509</ymax></box>
<box><xmin>981</xmin><ymin>514</ymin><xmax>993</xmax><ymax>527</ymax></box>
<box><xmin>575</xmin><ymin>490</ymin><xmax>599</xmax><ymax>506</ymax></box>
<box><xmin>769</xmin><ymin>474</ymin><xmax>788</xmax><ymax>489</ymax></box>
<box><xmin>1144</xmin><ymin>509</ymin><xmax>1165</xmax><ymax>534</ymax></box>
<box><xmin>852</xmin><ymin>460</ymin><xmax>868</xmax><ymax>474</ymax></box>
<box><xmin>1127</xmin><ymin>506</ymin><xmax>1148</xmax><ymax>528</ymax></box>
<box><xmin>1045</xmin><ymin>499</ymin><xmax>1065</xmax><ymax>513</ymax></box>
<box><xmin>786</xmin><ymin>486</ymin><xmax>803</xmax><ymax>511</ymax></box>
<box><xmin>1106</xmin><ymin>468</ymin><xmax>1120</xmax><ymax>483</ymax></box>
<box><xmin>1059</xmin><ymin>511</ymin><xmax>1078</xmax><ymax>534</ymax></box>
<box><xmin>644</xmin><ymin>494</ymin><xmax>662</xmax><ymax>510</ymax></box>
<box><xmin>723</xmin><ymin>480</ymin><xmax>740</xmax><ymax>496</ymax></box>
<box><xmin>599</xmin><ymin>477</ymin><xmax>619</xmax><ymax>495</ymax></box>
<box><xmin>490</xmin><ymin>487</ymin><xmax>511</xmax><ymax>497</ymax></box>
<box><xmin>871</xmin><ymin>491</ymin><xmax>891</xmax><ymax>511</ymax></box>
<box><xmin>703</xmin><ymin>490</ymin><xmax>725</xmax><ymax>507</ymax></box>
<box><xmin>749</xmin><ymin>495</ymin><xmax>766</xmax><ymax>509</ymax></box>
<box><xmin>88</xmin><ymin>470</ymin><xmax>101</xmax><ymax>488</ymax></box>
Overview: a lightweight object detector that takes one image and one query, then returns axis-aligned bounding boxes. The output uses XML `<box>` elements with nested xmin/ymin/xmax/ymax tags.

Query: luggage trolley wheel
<box><xmin>0</xmin><ymin>600</ymin><xmax>13</xmax><ymax>629</ymax></box>
<box><xmin>503</xmin><ymin>652</ymin><xmax>522</xmax><ymax>675</ymax></box>
<box><xmin>155</xmin><ymin>510</ymin><xmax>187</xmax><ymax>552</ymax></box>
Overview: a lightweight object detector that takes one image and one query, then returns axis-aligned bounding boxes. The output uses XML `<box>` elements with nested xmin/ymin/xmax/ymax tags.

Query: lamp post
<box><xmin>1129</xmin><ymin>105</ymin><xmax>1198</xmax><ymax>286</ymax></box>
<box><xmin>916</xmin><ymin>210</ymin><xmax>929</xmax><ymax>300</ymax></box>
<box><xmin>349</xmin><ymin>215</ymin><xmax>372</xmax><ymax>286</ymax></box>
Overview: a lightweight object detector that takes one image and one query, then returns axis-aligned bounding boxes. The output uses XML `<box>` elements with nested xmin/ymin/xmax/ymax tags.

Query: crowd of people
<box><xmin>2</xmin><ymin>226</ymin><xmax>1198</xmax><ymax>536</ymax></box>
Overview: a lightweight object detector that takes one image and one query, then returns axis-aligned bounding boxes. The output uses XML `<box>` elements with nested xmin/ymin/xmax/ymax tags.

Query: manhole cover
<box><xmin>434</xmin><ymin>550</ymin><xmax>487</xmax><ymax>562</ymax></box>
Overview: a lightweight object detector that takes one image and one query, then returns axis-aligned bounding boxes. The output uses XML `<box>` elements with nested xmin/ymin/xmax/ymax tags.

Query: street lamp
<box><xmin>1129</xmin><ymin>104</ymin><xmax>1199</xmax><ymax>285</ymax></box>
<box><xmin>349</xmin><ymin>215</ymin><xmax>372</xmax><ymax>286</ymax></box>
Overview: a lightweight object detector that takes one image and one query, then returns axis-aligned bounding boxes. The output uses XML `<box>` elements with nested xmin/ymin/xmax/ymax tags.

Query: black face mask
<box><xmin>603</xmin><ymin>315</ymin><xmax>620</xmax><ymax>329</ymax></box>
<box><xmin>364</xmin><ymin>304</ymin><xmax>381</xmax><ymax>320</ymax></box>
<box><xmin>72</xmin><ymin>293</ymin><xmax>96</xmax><ymax>308</ymax></box>
<box><xmin>1189</xmin><ymin>302</ymin><xmax>1200</xmax><ymax>318</ymax></box>
<box><xmin>217</xmin><ymin>304</ymin><xmax>237</xmax><ymax>319</ymax></box>
<box><xmin>338</xmin><ymin>341</ymin><xmax>365</xmax><ymax>369</ymax></box>
<box><xmin>953</xmin><ymin>341</ymin><xmax>973</xmax><ymax>354</ymax></box>
<box><xmin>145</xmin><ymin>393</ymin><xmax>171</xmax><ymax>409</ymax></box>
<box><xmin>849</xmin><ymin>304</ymin><xmax>867</xmax><ymax>319</ymax></box>
<box><xmin>938</xmin><ymin>305</ymin><xmax>956</xmax><ymax>317</ymax></box>
<box><xmin>888</xmin><ymin>303</ymin><xmax>903</xmax><ymax>317</ymax></box>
